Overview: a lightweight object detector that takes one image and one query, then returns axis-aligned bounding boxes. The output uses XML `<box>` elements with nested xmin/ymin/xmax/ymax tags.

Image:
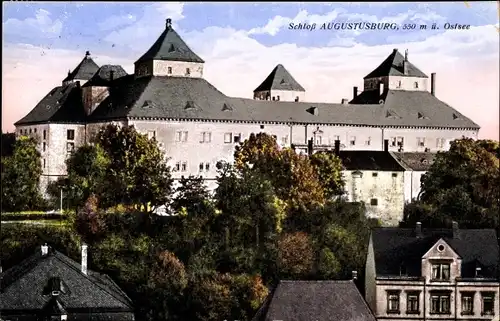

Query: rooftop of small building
<box><xmin>364</xmin><ymin>48</ymin><xmax>428</xmax><ymax>79</ymax></box>
<box><xmin>252</xmin><ymin>280</ymin><xmax>376</xmax><ymax>321</ymax></box>
<box><xmin>62</xmin><ymin>51</ymin><xmax>100</xmax><ymax>82</ymax></box>
<box><xmin>336</xmin><ymin>150</ymin><xmax>407</xmax><ymax>172</ymax></box>
<box><xmin>253</xmin><ymin>64</ymin><xmax>306</xmax><ymax>92</ymax></box>
<box><xmin>392</xmin><ymin>151</ymin><xmax>437</xmax><ymax>171</ymax></box>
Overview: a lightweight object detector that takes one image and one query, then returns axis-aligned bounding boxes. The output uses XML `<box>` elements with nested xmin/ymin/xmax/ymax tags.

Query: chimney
<box><xmin>110</xmin><ymin>70</ymin><xmax>114</xmax><ymax>81</ymax></box>
<box><xmin>415</xmin><ymin>222</ymin><xmax>422</xmax><ymax>238</ymax></box>
<box><xmin>352</xmin><ymin>270</ymin><xmax>358</xmax><ymax>280</ymax></box>
<box><xmin>81</xmin><ymin>244</ymin><xmax>88</xmax><ymax>275</ymax></box>
<box><xmin>353</xmin><ymin>86</ymin><xmax>358</xmax><ymax>99</ymax></box>
<box><xmin>431</xmin><ymin>73</ymin><xmax>436</xmax><ymax>96</ymax></box>
<box><xmin>307</xmin><ymin>138</ymin><xmax>314</xmax><ymax>156</ymax></box>
<box><xmin>76</xmin><ymin>81</ymin><xmax>81</xmax><ymax>88</ymax></box>
<box><xmin>334</xmin><ymin>140</ymin><xmax>340</xmax><ymax>156</ymax></box>
<box><xmin>85</xmin><ymin>51</ymin><xmax>90</xmax><ymax>58</ymax></box>
<box><xmin>403</xmin><ymin>49</ymin><xmax>409</xmax><ymax>75</ymax></box>
<box><xmin>166</xmin><ymin>18</ymin><xmax>172</xmax><ymax>29</ymax></box>
<box><xmin>384</xmin><ymin>139</ymin><xmax>389</xmax><ymax>152</ymax></box>
<box><xmin>378</xmin><ymin>83</ymin><xmax>384</xmax><ymax>97</ymax></box>
<box><xmin>41</xmin><ymin>243</ymin><xmax>49</xmax><ymax>256</ymax></box>
<box><xmin>341</xmin><ymin>98</ymin><xmax>349</xmax><ymax>104</ymax></box>
<box><xmin>452</xmin><ymin>221</ymin><xmax>459</xmax><ymax>239</ymax></box>
<box><xmin>475</xmin><ymin>267</ymin><xmax>482</xmax><ymax>277</ymax></box>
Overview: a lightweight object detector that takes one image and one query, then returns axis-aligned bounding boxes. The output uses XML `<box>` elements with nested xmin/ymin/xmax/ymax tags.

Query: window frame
<box><xmin>481</xmin><ymin>292</ymin><xmax>495</xmax><ymax>316</ymax></box>
<box><xmin>386</xmin><ymin>291</ymin><xmax>401</xmax><ymax>314</ymax></box>
<box><xmin>431</xmin><ymin>263</ymin><xmax>451</xmax><ymax>281</ymax></box>
<box><xmin>370</xmin><ymin>198</ymin><xmax>378</xmax><ymax>206</ymax></box>
<box><xmin>461</xmin><ymin>292</ymin><xmax>474</xmax><ymax>315</ymax></box>
<box><xmin>67</xmin><ymin>129</ymin><xmax>75</xmax><ymax>141</ymax></box>
<box><xmin>406</xmin><ymin>291</ymin><xmax>420</xmax><ymax>314</ymax></box>
<box><xmin>430</xmin><ymin>293</ymin><xmax>451</xmax><ymax>314</ymax></box>
<box><xmin>224</xmin><ymin>133</ymin><xmax>232</xmax><ymax>143</ymax></box>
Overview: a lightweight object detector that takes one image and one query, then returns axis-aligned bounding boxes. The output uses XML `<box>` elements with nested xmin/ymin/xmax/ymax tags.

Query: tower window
<box><xmin>272</xmin><ymin>96</ymin><xmax>276</xmax><ymax>101</ymax></box>
<box><xmin>186</xmin><ymin>68</ymin><xmax>191</xmax><ymax>76</ymax></box>
<box><xmin>414</xmin><ymin>82</ymin><xmax>419</xmax><ymax>89</ymax></box>
<box><xmin>295</xmin><ymin>96</ymin><xmax>299</xmax><ymax>102</ymax></box>
<box><xmin>370</xmin><ymin>198</ymin><xmax>378</xmax><ymax>206</ymax></box>
<box><xmin>277</xmin><ymin>95</ymin><xmax>280</xmax><ymax>101</ymax></box>
<box><xmin>168</xmin><ymin>67</ymin><xmax>172</xmax><ymax>74</ymax></box>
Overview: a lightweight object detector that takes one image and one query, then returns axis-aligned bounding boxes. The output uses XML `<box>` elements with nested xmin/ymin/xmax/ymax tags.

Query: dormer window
<box><xmin>431</xmin><ymin>263</ymin><xmax>450</xmax><ymax>281</ymax></box>
<box><xmin>168</xmin><ymin>67</ymin><xmax>172</xmax><ymax>74</ymax></box>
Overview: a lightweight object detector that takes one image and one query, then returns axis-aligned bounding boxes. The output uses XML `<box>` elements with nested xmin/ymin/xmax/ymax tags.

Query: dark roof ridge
<box><xmin>279</xmin><ymin>279</ymin><xmax>355</xmax><ymax>283</ymax></box>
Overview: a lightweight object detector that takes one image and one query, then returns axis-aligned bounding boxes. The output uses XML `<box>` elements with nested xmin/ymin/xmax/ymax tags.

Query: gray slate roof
<box><xmin>338</xmin><ymin>151</ymin><xmax>406</xmax><ymax>171</ymax></box>
<box><xmin>86</xmin><ymin>75</ymin><xmax>479</xmax><ymax>129</ymax></box>
<box><xmin>15</xmin><ymin>82</ymin><xmax>87</xmax><ymax>126</ymax></box>
<box><xmin>364</xmin><ymin>49</ymin><xmax>428</xmax><ymax>79</ymax></box>
<box><xmin>392</xmin><ymin>152</ymin><xmax>436</xmax><ymax>171</ymax></box>
<box><xmin>372</xmin><ymin>227</ymin><xmax>500</xmax><ymax>278</ymax></box>
<box><xmin>254</xmin><ymin>280</ymin><xmax>376</xmax><ymax>321</ymax></box>
<box><xmin>135</xmin><ymin>21</ymin><xmax>204</xmax><ymax>64</ymax></box>
<box><xmin>63</xmin><ymin>51</ymin><xmax>100</xmax><ymax>82</ymax></box>
<box><xmin>254</xmin><ymin>64</ymin><xmax>306</xmax><ymax>92</ymax></box>
<box><xmin>83</xmin><ymin>65</ymin><xmax>128</xmax><ymax>87</ymax></box>
<box><xmin>0</xmin><ymin>246</ymin><xmax>134</xmax><ymax>317</ymax></box>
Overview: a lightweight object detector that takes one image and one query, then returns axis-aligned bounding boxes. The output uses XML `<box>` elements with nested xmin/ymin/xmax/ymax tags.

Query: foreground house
<box><xmin>252</xmin><ymin>280</ymin><xmax>376</xmax><ymax>321</ymax></box>
<box><xmin>14</xmin><ymin>17</ymin><xmax>479</xmax><ymax>195</ymax></box>
<box><xmin>365</xmin><ymin>222</ymin><xmax>500</xmax><ymax>320</ymax></box>
<box><xmin>0</xmin><ymin>244</ymin><xmax>134</xmax><ymax>320</ymax></box>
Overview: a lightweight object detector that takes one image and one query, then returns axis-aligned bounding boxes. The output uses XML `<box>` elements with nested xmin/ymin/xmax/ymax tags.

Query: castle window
<box><xmin>29</xmin><ymin>129</ymin><xmax>32</xmax><ymax>134</ymax></box>
<box><xmin>365</xmin><ymin>137</ymin><xmax>371</xmax><ymax>146</ymax></box>
<box><xmin>414</xmin><ymin>82</ymin><xmax>419</xmax><ymax>89</ymax></box>
<box><xmin>43</xmin><ymin>159</ymin><xmax>46</xmax><ymax>168</ymax></box>
<box><xmin>417</xmin><ymin>137</ymin><xmax>425</xmax><ymax>147</ymax></box>
<box><xmin>43</xmin><ymin>130</ymin><xmax>47</xmax><ymax>140</ymax></box>
<box><xmin>66</xmin><ymin>142</ymin><xmax>75</xmax><ymax>154</ymax></box>
<box><xmin>370</xmin><ymin>198</ymin><xmax>378</xmax><ymax>206</ymax></box>
<box><xmin>34</xmin><ymin>128</ymin><xmax>37</xmax><ymax>133</ymax></box>
<box><xmin>390</xmin><ymin>137</ymin><xmax>397</xmax><ymax>147</ymax></box>
<box><xmin>199</xmin><ymin>162</ymin><xmax>204</xmax><ymax>171</ymax></box>
<box><xmin>372</xmin><ymin>172</ymin><xmax>378</xmax><ymax>177</ymax></box>
<box><xmin>272</xmin><ymin>96</ymin><xmax>276</xmax><ymax>101</ymax></box>
<box><xmin>295</xmin><ymin>96</ymin><xmax>299</xmax><ymax>102</ymax></box>
<box><xmin>175</xmin><ymin>162</ymin><xmax>180</xmax><ymax>171</ymax></box>
<box><xmin>200</xmin><ymin>132</ymin><xmax>212</xmax><ymax>143</ymax></box>
<box><xmin>168</xmin><ymin>67</ymin><xmax>172</xmax><ymax>74</ymax></box>
<box><xmin>224</xmin><ymin>133</ymin><xmax>232</xmax><ymax>143</ymax></box>
<box><xmin>436</xmin><ymin>138</ymin><xmax>445</xmax><ymax>149</ymax></box>
<box><xmin>397</xmin><ymin>137</ymin><xmax>404</xmax><ymax>147</ymax></box>
<box><xmin>205</xmin><ymin>163</ymin><xmax>210</xmax><ymax>171</ymax></box>
<box><xmin>67</xmin><ymin>129</ymin><xmax>75</xmax><ymax>140</ymax></box>
<box><xmin>175</xmin><ymin>131</ymin><xmax>188</xmax><ymax>142</ymax></box>
<box><xmin>260</xmin><ymin>125</ymin><xmax>265</xmax><ymax>129</ymax></box>
<box><xmin>282</xmin><ymin>135</ymin><xmax>288</xmax><ymax>145</ymax></box>
<box><xmin>233</xmin><ymin>134</ymin><xmax>241</xmax><ymax>143</ymax></box>
<box><xmin>181</xmin><ymin>162</ymin><xmax>187</xmax><ymax>172</ymax></box>
<box><xmin>147</xmin><ymin>131</ymin><xmax>156</xmax><ymax>140</ymax></box>
<box><xmin>392</xmin><ymin>173</ymin><xmax>398</xmax><ymax>177</ymax></box>
<box><xmin>43</xmin><ymin>142</ymin><xmax>47</xmax><ymax>152</ymax></box>
<box><xmin>397</xmin><ymin>80</ymin><xmax>402</xmax><ymax>88</ymax></box>
<box><xmin>350</xmin><ymin>136</ymin><xmax>356</xmax><ymax>146</ymax></box>
<box><xmin>277</xmin><ymin>95</ymin><xmax>280</xmax><ymax>101</ymax></box>
<box><xmin>186</xmin><ymin>68</ymin><xmax>190</xmax><ymax>76</ymax></box>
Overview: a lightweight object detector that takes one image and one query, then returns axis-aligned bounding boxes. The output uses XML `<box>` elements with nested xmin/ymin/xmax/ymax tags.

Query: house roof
<box><xmin>14</xmin><ymin>82</ymin><xmax>87</xmax><ymax>126</ymax></box>
<box><xmin>84</xmin><ymin>75</ymin><xmax>478</xmax><ymax>130</ymax></box>
<box><xmin>392</xmin><ymin>152</ymin><xmax>437</xmax><ymax>171</ymax></box>
<box><xmin>83</xmin><ymin>65</ymin><xmax>128</xmax><ymax>87</ymax></box>
<box><xmin>254</xmin><ymin>64</ymin><xmax>306</xmax><ymax>92</ymax></box>
<box><xmin>371</xmin><ymin>227</ymin><xmax>500</xmax><ymax>278</ymax></box>
<box><xmin>135</xmin><ymin>19</ymin><xmax>204</xmax><ymax>64</ymax></box>
<box><xmin>0</xmin><ymin>246</ymin><xmax>134</xmax><ymax>314</ymax></box>
<box><xmin>337</xmin><ymin>151</ymin><xmax>406</xmax><ymax>171</ymax></box>
<box><xmin>364</xmin><ymin>49</ymin><xmax>428</xmax><ymax>79</ymax></box>
<box><xmin>254</xmin><ymin>280</ymin><xmax>376</xmax><ymax>321</ymax></box>
<box><xmin>63</xmin><ymin>51</ymin><xmax>100</xmax><ymax>82</ymax></box>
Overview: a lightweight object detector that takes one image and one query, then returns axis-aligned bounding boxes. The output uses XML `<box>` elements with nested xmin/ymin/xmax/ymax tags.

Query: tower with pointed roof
<box><xmin>134</xmin><ymin>18</ymin><xmax>205</xmax><ymax>78</ymax></box>
<box><xmin>62</xmin><ymin>51</ymin><xmax>100</xmax><ymax>86</ymax></box>
<box><xmin>253</xmin><ymin>64</ymin><xmax>306</xmax><ymax>102</ymax></box>
<box><xmin>363</xmin><ymin>48</ymin><xmax>429</xmax><ymax>95</ymax></box>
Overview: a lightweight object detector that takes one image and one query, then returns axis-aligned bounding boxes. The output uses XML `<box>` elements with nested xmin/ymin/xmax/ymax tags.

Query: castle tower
<box><xmin>134</xmin><ymin>18</ymin><xmax>205</xmax><ymax>78</ymax></box>
<box><xmin>62</xmin><ymin>51</ymin><xmax>100</xmax><ymax>86</ymax></box>
<box><xmin>253</xmin><ymin>64</ymin><xmax>306</xmax><ymax>102</ymax></box>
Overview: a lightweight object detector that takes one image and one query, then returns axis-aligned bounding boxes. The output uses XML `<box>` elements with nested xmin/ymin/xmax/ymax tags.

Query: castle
<box><xmin>15</xmin><ymin>18</ymin><xmax>479</xmax><ymax>194</ymax></box>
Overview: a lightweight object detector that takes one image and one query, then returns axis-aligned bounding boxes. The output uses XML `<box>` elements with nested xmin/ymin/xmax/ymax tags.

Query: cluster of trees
<box><xmin>2</xmin><ymin>125</ymin><xmax>499</xmax><ymax>321</ymax></box>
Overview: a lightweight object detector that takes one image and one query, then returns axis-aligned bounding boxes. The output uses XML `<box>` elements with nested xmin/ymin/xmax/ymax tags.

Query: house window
<box><xmin>431</xmin><ymin>263</ymin><xmax>450</xmax><ymax>281</ymax></box>
<box><xmin>282</xmin><ymin>135</ymin><xmax>288</xmax><ymax>145</ymax></box>
<box><xmin>334</xmin><ymin>135</ymin><xmax>340</xmax><ymax>142</ymax></box>
<box><xmin>205</xmin><ymin>163</ymin><xmax>210</xmax><ymax>171</ymax></box>
<box><xmin>66</xmin><ymin>142</ymin><xmax>75</xmax><ymax>154</ymax></box>
<box><xmin>224</xmin><ymin>133</ymin><xmax>232</xmax><ymax>143</ymax></box>
<box><xmin>168</xmin><ymin>67</ymin><xmax>172</xmax><ymax>74</ymax></box>
<box><xmin>233</xmin><ymin>134</ymin><xmax>241</xmax><ymax>143</ymax></box>
<box><xmin>200</xmin><ymin>132</ymin><xmax>212</xmax><ymax>143</ymax></box>
<box><xmin>175</xmin><ymin>162</ymin><xmax>181</xmax><ymax>171</ymax></box>
<box><xmin>417</xmin><ymin>137</ymin><xmax>425</xmax><ymax>147</ymax></box>
<box><xmin>414</xmin><ymin>82</ymin><xmax>419</xmax><ymax>89</ymax></box>
<box><xmin>461</xmin><ymin>292</ymin><xmax>474</xmax><ymax>315</ymax></box>
<box><xmin>67</xmin><ymin>129</ymin><xmax>75</xmax><ymax>140</ymax></box>
<box><xmin>181</xmin><ymin>162</ymin><xmax>187</xmax><ymax>172</ymax></box>
<box><xmin>482</xmin><ymin>292</ymin><xmax>494</xmax><ymax>315</ymax></box>
<box><xmin>186</xmin><ymin>68</ymin><xmax>190</xmax><ymax>76</ymax></box>
<box><xmin>43</xmin><ymin>142</ymin><xmax>47</xmax><ymax>152</ymax></box>
<box><xmin>147</xmin><ymin>130</ymin><xmax>156</xmax><ymax>139</ymax></box>
<box><xmin>43</xmin><ymin>130</ymin><xmax>47</xmax><ymax>140</ymax></box>
<box><xmin>365</xmin><ymin>137</ymin><xmax>371</xmax><ymax>146</ymax></box>
<box><xmin>350</xmin><ymin>136</ymin><xmax>356</xmax><ymax>146</ymax></box>
<box><xmin>436</xmin><ymin>138</ymin><xmax>445</xmax><ymax>148</ymax></box>
<box><xmin>370</xmin><ymin>198</ymin><xmax>378</xmax><ymax>206</ymax></box>
<box><xmin>392</xmin><ymin>173</ymin><xmax>398</xmax><ymax>178</ymax></box>
<box><xmin>387</xmin><ymin>291</ymin><xmax>400</xmax><ymax>313</ymax></box>
<box><xmin>372</xmin><ymin>172</ymin><xmax>378</xmax><ymax>177</ymax></box>
<box><xmin>430</xmin><ymin>293</ymin><xmax>451</xmax><ymax>314</ymax></box>
<box><xmin>407</xmin><ymin>292</ymin><xmax>420</xmax><ymax>314</ymax></box>
<box><xmin>175</xmin><ymin>131</ymin><xmax>188</xmax><ymax>142</ymax></box>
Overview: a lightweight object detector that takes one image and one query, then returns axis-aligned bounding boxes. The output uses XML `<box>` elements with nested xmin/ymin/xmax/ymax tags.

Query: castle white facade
<box><xmin>15</xmin><ymin>19</ymin><xmax>480</xmax><ymax>195</ymax></box>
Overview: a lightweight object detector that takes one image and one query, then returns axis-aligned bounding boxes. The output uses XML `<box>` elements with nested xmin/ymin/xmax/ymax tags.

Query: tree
<box><xmin>75</xmin><ymin>195</ymin><xmax>107</xmax><ymax>243</ymax></box>
<box><xmin>277</xmin><ymin>232</ymin><xmax>314</xmax><ymax>279</ymax></box>
<box><xmin>406</xmin><ymin>138</ymin><xmax>500</xmax><ymax>229</ymax></box>
<box><xmin>1</xmin><ymin>136</ymin><xmax>45</xmax><ymax>212</ymax></box>
<box><xmin>1</xmin><ymin>132</ymin><xmax>16</xmax><ymax>157</ymax></box>
<box><xmin>234</xmin><ymin>132</ymin><xmax>325</xmax><ymax>209</ymax></box>
<box><xmin>309</xmin><ymin>151</ymin><xmax>345</xmax><ymax>198</ymax></box>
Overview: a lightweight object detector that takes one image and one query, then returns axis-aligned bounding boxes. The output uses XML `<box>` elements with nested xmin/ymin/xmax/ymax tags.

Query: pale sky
<box><xmin>2</xmin><ymin>2</ymin><xmax>499</xmax><ymax>139</ymax></box>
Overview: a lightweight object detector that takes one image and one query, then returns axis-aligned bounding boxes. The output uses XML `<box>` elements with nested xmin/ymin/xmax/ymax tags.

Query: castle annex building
<box><xmin>14</xmin><ymin>18</ymin><xmax>480</xmax><ymax>193</ymax></box>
